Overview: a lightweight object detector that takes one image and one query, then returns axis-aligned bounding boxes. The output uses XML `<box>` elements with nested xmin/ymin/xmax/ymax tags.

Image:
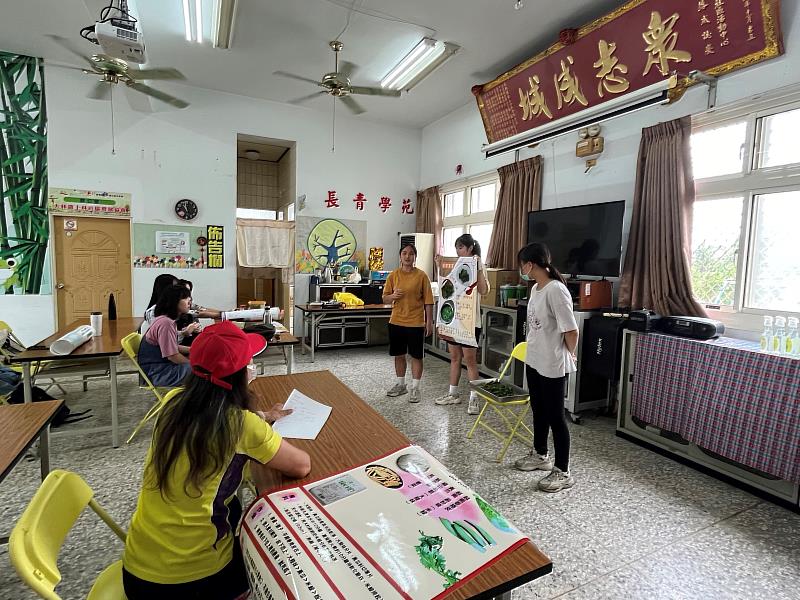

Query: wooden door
<box><xmin>53</xmin><ymin>216</ymin><xmax>132</xmax><ymax>327</ymax></box>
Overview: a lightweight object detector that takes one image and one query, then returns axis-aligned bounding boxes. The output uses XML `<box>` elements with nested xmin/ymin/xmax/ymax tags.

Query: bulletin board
<box><xmin>295</xmin><ymin>217</ymin><xmax>366</xmax><ymax>274</ymax></box>
<box><xmin>133</xmin><ymin>223</ymin><xmax>224</xmax><ymax>269</ymax></box>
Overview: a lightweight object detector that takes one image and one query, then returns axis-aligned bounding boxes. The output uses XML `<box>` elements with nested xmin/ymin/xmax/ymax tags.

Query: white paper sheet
<box><xmin>271</xmin><ymin>389</ymin><xmax>332</xmax><ymax>440</ymax></box>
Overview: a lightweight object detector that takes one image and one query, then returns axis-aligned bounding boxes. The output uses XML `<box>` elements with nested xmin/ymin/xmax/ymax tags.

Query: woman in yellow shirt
<box><xmin>382</xmin><ymin>243</ymin><xmax>435</xmax><ymax>402</ymax></box>
<box><xmin>122</xmin><ymin>321</ymin><xmax>311</xmax><ymax>599</ymax></box>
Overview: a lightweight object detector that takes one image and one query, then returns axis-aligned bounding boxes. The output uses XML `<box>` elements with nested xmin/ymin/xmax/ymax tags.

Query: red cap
<box><xmin>190</xmin><ymin>321</ymin><xmax>267</xmax><ymax>390</ymax></box>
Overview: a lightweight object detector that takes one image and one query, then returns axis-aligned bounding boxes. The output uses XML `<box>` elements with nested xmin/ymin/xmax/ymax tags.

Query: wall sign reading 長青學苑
<box><xmin>473</xmin><ymin>0</ymin><xmax>784</xmax><ymax>144</ymax></box>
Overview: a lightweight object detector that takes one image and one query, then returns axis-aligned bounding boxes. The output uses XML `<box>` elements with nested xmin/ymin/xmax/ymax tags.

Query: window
<box><xmin>236</xmin><ymin>208</ymin><xmax>277</xmax><ymax>220</ymax></box>
<box><xmin>468</xmin><ymin>223</ymin><xmax>494</xmax><ymax>256</ymax></box>
<box><xmin>442</xmin><ymin>227</ymin><xmax>463</xmax><ymax>251</ymax></box>
<box><xmin>691</xmin><ymin>101</ymin><xmax>800</xmax><ymax>316</ymax></box>
<box><xmin>443</xmin><ymin>191</ymin><xmax>464</xmax><ymax>217</ymax></box>
<box><xmin>440</xmin><ymin>173</ymin><xmax>499</xmax><ymax>262</ymax></box>
<box><xmin>470</xmin><ymin>183</ymin><xmax>497</xmax><ymax>214</ymax></box>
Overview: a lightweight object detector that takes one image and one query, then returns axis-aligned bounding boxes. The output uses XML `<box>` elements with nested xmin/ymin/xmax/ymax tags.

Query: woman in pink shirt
<box><xmin>138</xmin><ymin>285</ymin><xmax>193</xmax><ymax>387</ymax></box>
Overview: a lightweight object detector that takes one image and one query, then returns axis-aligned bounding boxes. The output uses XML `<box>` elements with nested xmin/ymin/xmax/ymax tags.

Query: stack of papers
<box><xmin>271</xmin><ymin>389</ymin><xmax>332</xmax><ymax>440</ymax></box>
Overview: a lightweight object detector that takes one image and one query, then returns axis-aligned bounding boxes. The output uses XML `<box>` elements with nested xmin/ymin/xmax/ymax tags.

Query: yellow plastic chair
<box><xmin>467</xmin><ymin>342</ymin><xmax>534</xmax><ymax>462</ymax></box>
<box><xmin>9</xmin><ymin>470</ymin><xmax>127</xmax><ymax>600</ymax></box>
<box><xmin>120</xmin><ymin>332</ymin><xmax>178</xmax><ymax>443</ymax></box>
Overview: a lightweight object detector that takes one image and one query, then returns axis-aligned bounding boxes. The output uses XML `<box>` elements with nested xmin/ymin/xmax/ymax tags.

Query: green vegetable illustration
<box><xmin>441</xmin><ymin>279</ymin><xmax>454</xmax><ymax>299</ymax></box>
<box><xmin>475</xmin><ymin>495</ymin><xmax>514</xmax><ymax>533</ymax></box>
<box><xmin>452</xmin><ymin>521</ymin><xmax>486</xmax><ymax>553</ymax></box>
<box><xmin>415</xmin><ymin>531</ymin><xmax>462</xmax><ymax>589</ymax></box>
<box><xmin>458</xmin><ymin>266</ymin><xmax>470</xmax><ymax>283</ymax></box>
<box><xmin>440</xmin><ymin>301</ymin><xmax>455</xmax><ymax>324</ymax></box>
<box><xmin>465</xmin><ymin>519</ymin><xmax>496</xmax><ymax>546</ymax></box>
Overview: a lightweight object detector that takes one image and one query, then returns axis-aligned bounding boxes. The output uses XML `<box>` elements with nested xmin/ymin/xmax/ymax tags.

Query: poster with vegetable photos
<box><xmin>295</xmin><ymin>216</ymin><xmax>366</xmax><ymax>274</ymax></box>
<box><xmin>241</xmin><ymin>446</ymin><xmax>528</xmax><ymax>600</ymax></box>
<box><xmin>437</xmin><ymin>256</ymin><xmax>478</xmax><ymax>346</ymax></box>
<box><xmin>0</xmin><ymin>52</ymin><xmax>48</xmax><ymax>294</ymax></box>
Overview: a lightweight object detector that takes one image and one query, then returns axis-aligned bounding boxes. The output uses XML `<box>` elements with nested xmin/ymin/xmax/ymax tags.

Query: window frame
<box><xmin>439</xmin><ymin>172</ymin><xmax>499</xmax><ymax>260</ymax></box>
<box><xmin>692</xmin><ymin>97</ymin><xmax>800</xmax><ymax>326</ymax></box>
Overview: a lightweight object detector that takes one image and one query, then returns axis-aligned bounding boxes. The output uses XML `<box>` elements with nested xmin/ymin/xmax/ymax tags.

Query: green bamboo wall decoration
<box><xmin>0</xmin><ymin>51</ymin><xmax>48</xmax><ymax>294</ymax></box>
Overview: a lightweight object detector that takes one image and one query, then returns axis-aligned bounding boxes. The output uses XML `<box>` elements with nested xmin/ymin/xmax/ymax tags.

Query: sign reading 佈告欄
<box><xmin>48</xmin><ymin>188</ymin><xmax>131</xmax><ymax>217</ymax></box>
<box><xmin>474</xmin><ymin>0</ymin><xmax>784</xmax><ymax>144</ymax></box>
<box><xmin>206</xmin><ymin>225</ymin><xmax>224</xmax><ymax>269</ymax></box>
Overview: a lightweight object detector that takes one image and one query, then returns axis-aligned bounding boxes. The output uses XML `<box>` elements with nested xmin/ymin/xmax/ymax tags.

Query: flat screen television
<box><xmin>527</xmin><ymin>201</ymin><xmax>625</xmax><ymax>277</ymax></box>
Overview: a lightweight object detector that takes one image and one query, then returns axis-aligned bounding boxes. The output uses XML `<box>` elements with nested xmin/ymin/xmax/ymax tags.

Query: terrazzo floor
<box><xmin>1</xmin><ymin>346</ymin><xmax>798</xmax><ymax>599</ymax></box>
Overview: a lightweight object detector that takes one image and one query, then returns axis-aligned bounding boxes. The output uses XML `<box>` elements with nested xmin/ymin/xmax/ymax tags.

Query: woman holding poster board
<box><xmin>514</xmin><ymin>242</ymin><xmax>578</xmax><ymax>493</ymax></box>
<box><xmin>434</xmin><ymin>234</ymin><xmax>489</xmax><ymax>415</ymax></box>
<box><xmin>383</xmin><ymin>243</ymin><xmax>435</xmax><ymax>403</ymax></box>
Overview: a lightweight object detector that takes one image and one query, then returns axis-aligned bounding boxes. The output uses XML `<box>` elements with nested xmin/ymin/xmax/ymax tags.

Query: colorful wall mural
<box><xmin>295</xmin><ymin>217</ymin><xmax>366</xmax><ymax>274</ymax></box>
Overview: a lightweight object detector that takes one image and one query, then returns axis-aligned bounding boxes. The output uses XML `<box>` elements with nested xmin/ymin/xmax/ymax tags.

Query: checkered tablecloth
<box><xmin>631</xmin><ymin>332</ymin><xmax>800</xmax><ymax>483</ymax></box>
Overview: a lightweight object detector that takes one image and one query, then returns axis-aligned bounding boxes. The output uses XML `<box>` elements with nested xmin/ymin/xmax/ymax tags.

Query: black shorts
<box><xmin>388</xmin><ymin>324</ymin><xmax>425</xmax><ymax>359</ymax></box>
<box><xmin>448</xmin><ymin>328</ymin><xmax>482</xmax><ymax>349</ymax></box>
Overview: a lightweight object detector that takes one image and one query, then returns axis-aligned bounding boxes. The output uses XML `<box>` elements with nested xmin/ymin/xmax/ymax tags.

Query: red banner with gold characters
<box><xmin>474</xmin><ymin>0</ymin><xmax>783</xmax><ymax>144</ymax></box>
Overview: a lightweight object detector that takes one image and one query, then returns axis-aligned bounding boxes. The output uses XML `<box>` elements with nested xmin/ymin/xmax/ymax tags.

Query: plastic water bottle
<box><xmin>760</xmin><ymin>315</ymin><xmax>774</xmax><ymax>353</ymax></box>
<box><xmin>773</xmin><ymin>316</ymin><xmax>787</xmax><ymax>355</ymax></box>
<box><xmin>786</xmin><ymin>317</ymin><xmax>799</xmax><ymax>357</ymax></box>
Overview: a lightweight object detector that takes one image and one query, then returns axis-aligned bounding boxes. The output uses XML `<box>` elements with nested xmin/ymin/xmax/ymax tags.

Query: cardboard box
<box><xmin>482</xmin><ymin>269</ymin><xmax>520</xmax><ymax>307</ymax></box>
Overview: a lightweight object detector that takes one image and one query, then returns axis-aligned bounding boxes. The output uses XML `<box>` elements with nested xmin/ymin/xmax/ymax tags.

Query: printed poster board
<box><xmin>437</xmin><ymin>256</ymin><xmax>478</xmax><ymax>347</ymax></box>
<box><xmin>241</xmin><ymin>445</ymin><xmax>528</xmax><ymax>600</ymax></box>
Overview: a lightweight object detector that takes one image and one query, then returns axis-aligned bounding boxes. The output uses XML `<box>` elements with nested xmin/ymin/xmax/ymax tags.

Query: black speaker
<box><xmin>581</xmin><ymin>316</ymin><xmax>625</xmax><ymax>380</ymax></box>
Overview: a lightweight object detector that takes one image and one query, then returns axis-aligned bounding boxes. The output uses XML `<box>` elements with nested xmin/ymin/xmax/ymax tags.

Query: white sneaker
<box><xmin>386</xmin><ymin>383</ymin><xmax>408</xmax><ymax>397</ymax></box>
<box><xmin>435</xmin><ymin>394</ymin><xmax>461</xmax><ymax>405</ymax></box>
<box><xmin>538</xmin><ymin>467</ymin><xmax>575</xmax><ymax>493</ymax></box>
<box><xmin>514</xmin><ymin>451</ymin><xmax>554</xmax><ymax>472</ymax></box>
<box><xmin>467</xmin><ymin>395</ymin><xmax>481</xmax><ymax>415</ymax></box>
<box><xmin>409</xmin><ymin>387</ymin><xmax>421</xmax><ymax>403</ymax></box>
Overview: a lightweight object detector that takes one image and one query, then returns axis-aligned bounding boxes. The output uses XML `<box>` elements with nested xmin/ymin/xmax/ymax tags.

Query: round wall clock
<box><xmin>175</xmin><ymin>198</ymin><xmax>198</xmax><ymax>221</ymax></box>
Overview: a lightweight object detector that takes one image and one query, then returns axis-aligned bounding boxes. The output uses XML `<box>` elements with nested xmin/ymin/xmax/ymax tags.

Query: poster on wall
<box><xmin>241</xmin><ymin>445</ymin><xmax>528</xmax><ymax>600</ymax></box>
<box><xmin>48</xmin><ymin>188</ymin><xmax>131</xmax><ymax>218</ymax></box>
<box><xmin>134</xmin><ymin>223</ymin><xmax>208</xmax><ymax>269</ymax></box>
<box><xmin>156</xmin><ymin>231</ymin><xmax>190</xmax><ymax>254</ymax></box>
<box><xmin>437</xmin><ymin>256</ymin><xmax>478</xmax><ymax>347</ymax></box>
<box><xmin>295</xmin><ymin>216</ymin><xmax>366</xmax><ymax>274</ymax></box>
<box><xmin>0</xmin><ymin>52</ymin><xmax>48</xmax><ymax>294</ymax></box>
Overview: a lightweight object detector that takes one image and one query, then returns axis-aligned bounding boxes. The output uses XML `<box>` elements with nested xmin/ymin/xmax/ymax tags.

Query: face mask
<box><xmin>246</xmin><ymin>363</ymin><xmax>257</xmax><ymax>384</ymax></box>
<box><xmin>519</xmin><ymin>264</ymin><xmax>532</xmax><ymax>282</ymax></box>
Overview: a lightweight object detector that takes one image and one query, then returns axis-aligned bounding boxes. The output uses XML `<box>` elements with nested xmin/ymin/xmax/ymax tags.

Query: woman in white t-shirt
<box><xmin>433</xmin><ymin>234</ymin><xmax>490</xmax><ymax>415</ymax></box>
<box><xmin>514</xmin><ymin>242</ymin><xmax>578</xmax><ymax>493</ymax></box>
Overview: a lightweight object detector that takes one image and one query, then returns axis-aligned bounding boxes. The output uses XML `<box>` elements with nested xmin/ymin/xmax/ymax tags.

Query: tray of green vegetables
<box><xmin>468</xmin><ymin>378</ymin><xmax>529</xmax><ymax>403</ymax></box>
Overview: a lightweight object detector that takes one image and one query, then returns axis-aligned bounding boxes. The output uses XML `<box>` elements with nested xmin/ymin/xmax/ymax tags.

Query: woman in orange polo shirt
<box><xmin>382</xmin><ymin>243</ymin><xmax>435</xmax><ymax>403</ymax></box>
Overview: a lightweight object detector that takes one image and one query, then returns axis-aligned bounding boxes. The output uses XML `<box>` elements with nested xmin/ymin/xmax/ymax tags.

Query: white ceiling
<box><xmin>0</xmin><ymin>0</ymin><xmax>627</xmax><ymax>128</ymax></box>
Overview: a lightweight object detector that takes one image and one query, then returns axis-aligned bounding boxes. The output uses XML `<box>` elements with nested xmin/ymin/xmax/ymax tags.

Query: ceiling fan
<box><xmin>274</xmin><ymin>40</ymin><xmax>400</xmax><ymax>115</ymax></box>
<box><xmin>48</xmin><ymin>35</ymin><xmax>189</xmax><ymax>109</ymax></box>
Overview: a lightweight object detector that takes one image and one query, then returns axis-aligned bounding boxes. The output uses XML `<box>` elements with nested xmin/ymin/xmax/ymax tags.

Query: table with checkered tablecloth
<box><xmin>631</xmin><ymin>332</ymin><xmax>800</xmax><ymax>483</ymax></box>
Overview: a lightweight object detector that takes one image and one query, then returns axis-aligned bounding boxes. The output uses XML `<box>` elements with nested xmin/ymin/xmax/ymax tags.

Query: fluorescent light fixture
<box><xmin>381</xmin><ymin>38</ymin><xmax>460</xmax><ymax>91</ymax></box>
<box><xmin>182</xmin><ymin>0</ymin><xmax>192</xmax><ymax>41</ymax></box>
<box><xmin>195</xmin><ymin>0</ymin><xmax>203</xmax><ymax>43</ymax></box>
<box><xmin>482</xmin><ymin>76</ymin><xmax>678</xmax><ymax>158</ymax></box>
<box><xmin>213</xmin><ymin>0</ymin><xmax>238</xmax><ymax>49</ymax></box>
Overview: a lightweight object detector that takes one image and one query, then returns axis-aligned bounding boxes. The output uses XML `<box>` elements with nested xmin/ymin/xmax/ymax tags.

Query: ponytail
<box><xmin>517</xmin><ymin>242</ymin><xmax>566</xmax><ymax>285</ymax></box>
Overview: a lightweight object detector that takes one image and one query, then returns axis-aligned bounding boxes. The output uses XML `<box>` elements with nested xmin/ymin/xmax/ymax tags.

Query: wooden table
<box><xmin>254</xmin><ymin>329</ymin><xmax>299</xmax><ymax>375</ymax></box>
<box><xmin>0</xmin><ymin>400</ymin><xmax>64</xmax><ymax>544</ymax></box>
<box><xmin>10</xmin><ymin>317</ymin><xmax>143</xmax><ymax>448</ymax></box>
<box><xmin>250</xmin><ymin>371</ymin><xmax>552</xmax><ymax>600</ymax></box>
<box><xmin>296</xmin><ymin>303</ymin><xmax>393</xmax><ymax>362</ymax></box>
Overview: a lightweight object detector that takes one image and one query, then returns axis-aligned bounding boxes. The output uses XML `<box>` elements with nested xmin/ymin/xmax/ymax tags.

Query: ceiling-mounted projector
<box><xmin>94</xmin><ymin>21</ymin><xmax>146</xmax><ymax>64</ymax></box>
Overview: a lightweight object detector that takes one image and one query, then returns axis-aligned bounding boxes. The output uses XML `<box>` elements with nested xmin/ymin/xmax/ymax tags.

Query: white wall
<box><xmin>3</xmin><ymin>66</ymin><xmax>419</xmax><ymax>345</ymax></box>
<box><xmin>420</xmin><ymin>2</ymin><xmax>799</xmax><ymax>337</ymax></box>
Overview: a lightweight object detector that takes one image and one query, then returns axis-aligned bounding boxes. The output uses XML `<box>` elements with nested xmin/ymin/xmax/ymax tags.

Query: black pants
<box><xmin>526</xmin><ymin>366</ymin><xmax>570</xmax><ymax>472</ymax></box>
<box><xmin>123</xmin><ymin>499</ymin><xmax>249</xmax><ymax>600</ymax></box>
